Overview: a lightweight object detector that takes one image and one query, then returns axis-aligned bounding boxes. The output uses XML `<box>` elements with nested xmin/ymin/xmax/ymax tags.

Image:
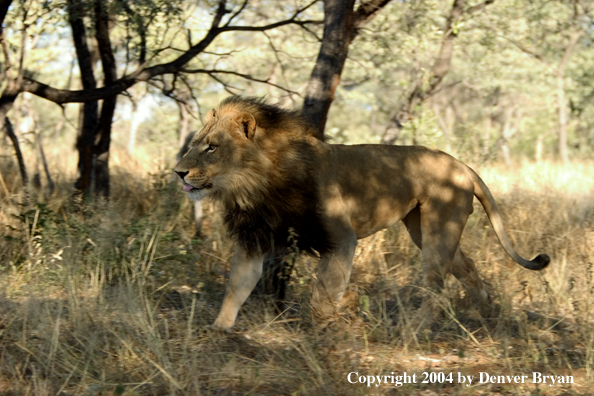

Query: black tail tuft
<box><xmin>528</xmin><ymin>253</ymin><xmax>550</xmax><ymax>270</ymax></box>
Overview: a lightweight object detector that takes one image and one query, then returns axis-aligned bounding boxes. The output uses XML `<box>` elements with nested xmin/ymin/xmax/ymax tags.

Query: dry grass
<box><xmin>0</xmin><ymin>146</ymin><xmax>593</xmax><ymax>395</ymax></box>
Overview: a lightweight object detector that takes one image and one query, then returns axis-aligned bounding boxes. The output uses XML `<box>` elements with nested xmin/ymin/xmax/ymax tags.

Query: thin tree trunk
<box><xmin>179</xmin><ymin>102</ymin><xmax>191</xmax><ymax>148</ymax></box>
<box><xmin>556</xmin><ymin>32</ymin><xmax>579</xmax><ymax>164</ymax></box>
<box><xmin>500</xmin><ymin>107</ymin><xmax>518</xmax><ymax>165</ymax></box>
<box><xmin>128</xmin><ymin>100</ymin><xmax>139</xmax><ymax>155</ymax></box>
<box><xmin>68</xmin><ymin>0</ymin><xmax>99</xmax><ymax>194</ymax></box>
<box><xmin>483</xmin><ymin>115</ymin><xmax>492</xmax><ymax>159</ymax></box>
<box><xmin>94</xmin><ymin>0</ymin><xmax>118</xmax><ymax>198</ymax></box>
<box><xmin>4</xmin><ymin>117</ymin><xmax>28</xmax><ymax>189</ymax></box>
<box><xmin>37</xmin><ymin>132</ymin><xmax>55</xmax><ymax>195</ymax></box>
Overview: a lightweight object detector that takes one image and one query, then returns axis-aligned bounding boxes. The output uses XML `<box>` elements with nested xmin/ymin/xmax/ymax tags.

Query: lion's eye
<box><xmin>205</xmin><ymin>144</ymin><xmax>217</xmax><ymax>153</ymax></box>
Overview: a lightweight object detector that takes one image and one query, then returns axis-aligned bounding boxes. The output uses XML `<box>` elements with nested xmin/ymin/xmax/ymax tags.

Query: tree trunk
<box><xmin>4</xmin><ymin>117</ymin><xmax>29</xmax><ymax>193</ymax></box>
<box><xmin>36</xmin><ymin>132</ymin><xmax>55</xmax><ymax>195</ymax></box>
<box><xmin>500</xmin><ymin>107</ymin><xmax>518</xmax><ymax>165</ymax></box>
<box><xmin>301</xmin><ymin>0</ymin><xmax>393</xmax><ymax>139</ymax></box>
<box><xmin>128</xmin><ymin>100</ymin><xmax>140</xmax><ymax>155</ymax></box>
<box><xmin>556</xmin><ymin>32</ymin><xmax>579</xmax><ymax>164</ymax></box>
<box><xmin>68</xmin><ymin>0</ymin><xmax>118</xmax><ymax>198</ymax></box>
<box><xmin>68</xmin><ymin>0</ymin><xmax>99</xmax><ymax>195</ymax></box>
<box><xmin>301</xmin><ymin>0</ymin><xmax>356</xmax><ymax>139</ymax></box>
<box><xmin>0</xmin><ymin>73</ymin><xmax>24</xmax><ymax>192</ymax></box>
<box><xmin>94</xmin><ymin>0</ymin><xmax>118</xmax><ymax>198</ymax></box>
<box><xmin>483</xmin><ymin>115</ymin><xmax>492</xmax><ymax>159</ymax></box>
<box><xmin>178</xmin><ymin>102</ymin><xmax>191</xmax><ymax>148</ymax></box>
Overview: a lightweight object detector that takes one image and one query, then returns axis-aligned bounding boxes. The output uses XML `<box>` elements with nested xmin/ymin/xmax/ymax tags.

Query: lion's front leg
<box><xmin>213</xmin><ymin>246</ymin><xmax>264</xmax><ymax>331</ymax></box>
<box><xmin>310</xmin><ymin>229</ymin><xmax>358</xmax><ymax>319</ymax></box>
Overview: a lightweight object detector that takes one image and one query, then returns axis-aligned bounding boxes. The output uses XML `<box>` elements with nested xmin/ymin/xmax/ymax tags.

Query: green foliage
<box><xmin>3</xmin><ymin>0</ymin><xmax>594</xmax><ymax>170</ymax></box>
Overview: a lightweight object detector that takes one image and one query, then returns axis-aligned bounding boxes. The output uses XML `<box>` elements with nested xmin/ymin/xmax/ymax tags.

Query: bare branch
<box><xmin>203</xmin><ymin>49</ymin><xmax>242</xmax><ymax>56</ymax></box>
<box><xmin>497</xmin><ymin>34</ymin><xmax>548</xmax><ymax>65</ymax></box>
<box><xmin>224</xmin><ymin>0</ymin><xmax>249</xmax><ymax>27</ymax></box>
<box><xmin>181</xmin><ymin>68</ymin><xmax>300</xmax><ymax>95</ymax></box>
<box><xmin>262</xmin><ymin>31</ymin><xmax>292</xmax><ymax>91</ymax></box>
<box><xmin>297</xmin><ymin>22</ymin><xmax>323</xmax><ymax>41</ymax></box>
<box><xmin>208</xmin><ymin>73</ymin><xmax>241</xmax><ymax>95</ymax></box>
<box><xmin>219</xmin><ymin>18</ymin><xmax>322</xmax><ymax>33</ymax></box>
<box><xmin>177</xmin><ymin>73</ymin><xmax>201</xmax><ymax>117</ymax></box>
<box><xmin>351</xmin><ymin>0</ymin><xmax>392</xmax><ymax>40</ymax></box>
<box><xmin>22</xmin><ymin>0</ymin><xmax>319</xmax><ymax>104</ymax></box>
<box><xmin>295</xmin><ymin>0</ymin><xmax>321</xmax><ymax>16</ymax></box>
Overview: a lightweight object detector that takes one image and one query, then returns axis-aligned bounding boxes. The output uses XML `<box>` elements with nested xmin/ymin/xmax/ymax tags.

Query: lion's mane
<box><xmin>215</xmin><ymin>96</ymin><xmax>332</xmax><ymax>256</ymax></box>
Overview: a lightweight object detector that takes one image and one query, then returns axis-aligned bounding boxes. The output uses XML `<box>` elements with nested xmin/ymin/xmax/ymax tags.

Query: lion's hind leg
<box><xmin>450</xmin><ymin>247</ymin><xmax>494</xmax><ymax>318</ymax></box>
<box><xmin>404</xmin><ymin>203</ymin><xmax>495</xmax><ymax>323</ymax></box>
<box><xmin>403</xmin><ymin>197</ymin><xmax>475</xmax><ymax>329</ymax></box>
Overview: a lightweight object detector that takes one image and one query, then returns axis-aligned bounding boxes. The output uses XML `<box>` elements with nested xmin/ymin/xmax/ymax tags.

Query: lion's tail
<box><xmin>466</xmin><ymin>166</ymin><xmax>550</xmax><ymax>271</ymax></box>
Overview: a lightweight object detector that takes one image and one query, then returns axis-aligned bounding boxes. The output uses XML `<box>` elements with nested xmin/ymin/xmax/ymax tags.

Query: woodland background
<box><xmin>0</xmin><ymin>0</ymin><xmax>593</xmax><ymax>395</ymax></box>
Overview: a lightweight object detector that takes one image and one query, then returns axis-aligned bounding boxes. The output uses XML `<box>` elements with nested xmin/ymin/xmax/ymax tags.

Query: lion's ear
<box><xmin>234</xmin><ymin>112</ymin><xmax>257</xmax><ymax>140</ymax></box>
<box><xmin>205</xmin><ymin>109</ymin><xmax>216</xmax><ymax>123</ymax></box>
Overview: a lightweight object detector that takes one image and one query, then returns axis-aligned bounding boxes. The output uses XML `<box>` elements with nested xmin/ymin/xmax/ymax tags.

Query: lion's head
<box><xmin>173</xmin><ymin>96</ymin><xmax>330</xmax><ymax>255</ymax></box>
<box><xmin>173</xmin><ymin>103</ymin><xmax>264</xmax><ymax>204</ymax></box>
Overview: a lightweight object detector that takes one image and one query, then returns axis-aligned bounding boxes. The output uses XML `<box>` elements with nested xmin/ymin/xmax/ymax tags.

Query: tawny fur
<box><xmin>174</xmin><ymin>96</ymin><xmax>550</xmax><ymax>331</ymax></box>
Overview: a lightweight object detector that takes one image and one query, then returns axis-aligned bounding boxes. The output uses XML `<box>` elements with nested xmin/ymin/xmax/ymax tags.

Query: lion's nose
<box><xmin>175</xmin><ymin>170</ymin><xmax>189</xmax><ymax>180</ymax></box>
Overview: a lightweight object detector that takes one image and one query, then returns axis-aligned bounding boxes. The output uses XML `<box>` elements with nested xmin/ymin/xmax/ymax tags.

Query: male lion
<box><xmin>174</xmin><ymin>96</ymin><xmax>549</xmax><ymax>331</ymax></box>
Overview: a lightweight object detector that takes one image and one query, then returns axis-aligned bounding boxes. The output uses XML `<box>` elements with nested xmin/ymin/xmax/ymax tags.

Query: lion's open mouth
<box><xmin>183</xmin><ymin>183</ymin><xmax>201</xmax><ymax>192</ymax></box>
<box><xmin>183</xmin><ymin>182</ymin><xmax>212</xmax><ymax>192</ymax></box>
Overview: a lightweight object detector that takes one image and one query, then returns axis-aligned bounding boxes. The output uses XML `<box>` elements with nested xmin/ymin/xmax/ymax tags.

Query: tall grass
<box><xmin>0</xmin><ymin>146</ymin><xmax>593</xmax><ymax>395</ymax></box>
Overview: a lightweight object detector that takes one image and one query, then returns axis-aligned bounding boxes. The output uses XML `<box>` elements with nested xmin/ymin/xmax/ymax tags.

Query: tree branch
<box><xmin>224</xmin><ymin>0</ymin><xmax>248</xmax><ymax>27</ymax></box>
<box><xmin>351</xmin><ymin>0</ymin><xmax>393</xmax><ymax>40</ymax></box>
<box><xmin>497</xmin><ymin>34</ymin><xmax>548</xmax><ymax>65</ymax></box>
<box><xmin>22</xmin><ymin>0</ymin><xmax>320</xmax><ymax>104</ymax></box>
<box><xmin>218</xmin><ymin>18</ymin><xmax>321</xmax><ymax>32</ymax></box>
<box><xmin>181</xmin><ymin>68</ymin><xmax>300</xmax><ymax>95</ymax></box>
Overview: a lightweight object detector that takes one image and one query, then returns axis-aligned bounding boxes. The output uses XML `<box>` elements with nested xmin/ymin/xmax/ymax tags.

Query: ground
<box><xmin>0</xmin><ymin>148</ymin><xmax>593</xmax><ymax>395</ymax></box>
